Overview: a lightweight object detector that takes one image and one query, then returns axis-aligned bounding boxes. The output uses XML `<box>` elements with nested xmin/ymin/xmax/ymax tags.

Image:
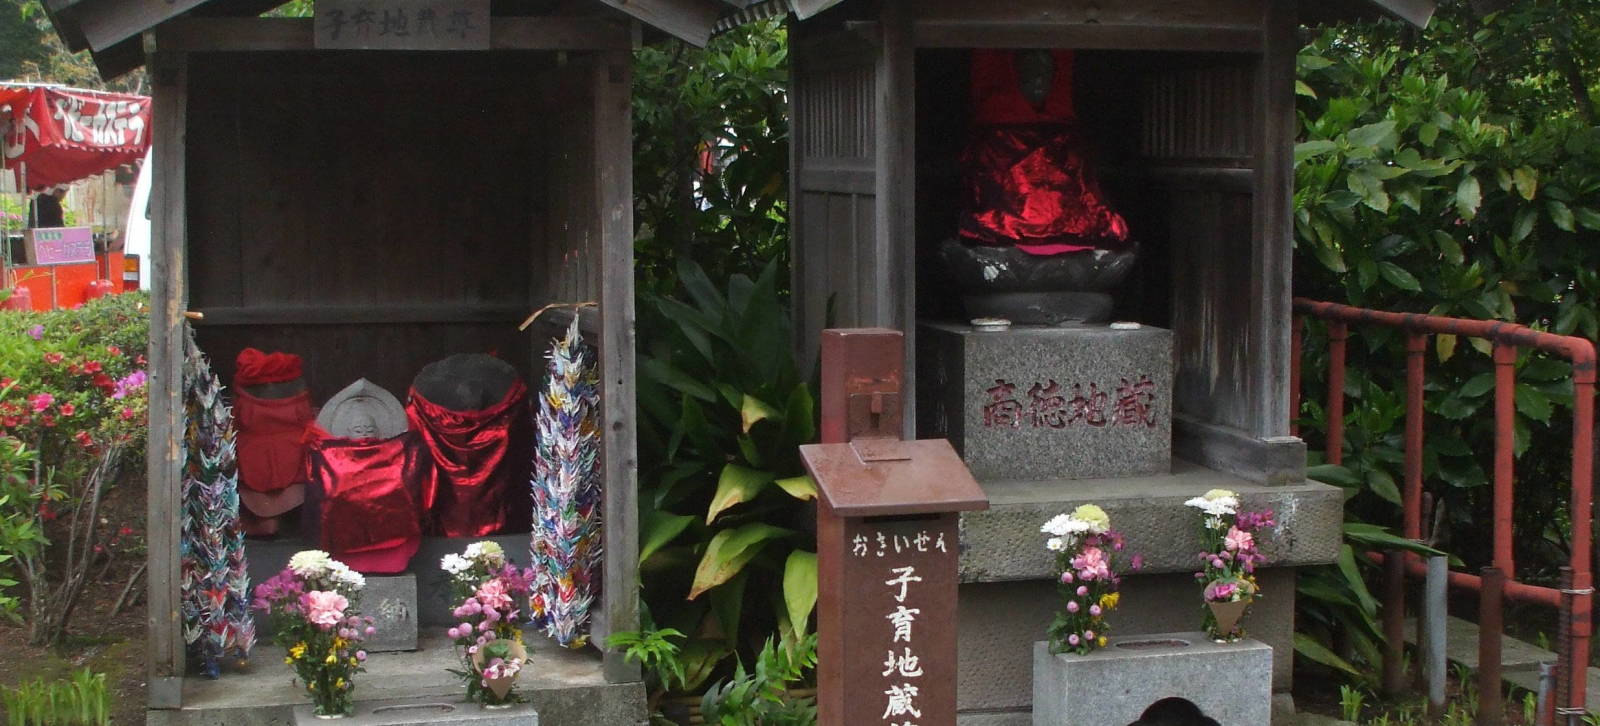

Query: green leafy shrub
<box><xmin>699</xmin><ymin>635</ymin><xmax>818</xmax><ymax>726</ymax></box>
<box><xmin>0</xmin><ymin>293</ymin><xmax>149</xmax><ymax>644</ymax></box>
<box><xmin>633</xmin><ymin>19</ymin><xmax>789</xmax><ymax>296</ymax></box>
<box><xmin>633</xmin><ymin>259</ymin><xmax>818</xmax><ymax>696</ymax></box>
<box><xmin>1292</xmin><ymin>3</ymin><xmax>1600</xmax><ymax>683</ymax></box>
<box><xmin>0</xmin><ymin>437</ymin><xmax>43</xmax><ymax>623</ymax></box>
<box><xmin>0</xmin><ymin>668</ymin><xmax>109</xmax><ymax>726</ymax></box>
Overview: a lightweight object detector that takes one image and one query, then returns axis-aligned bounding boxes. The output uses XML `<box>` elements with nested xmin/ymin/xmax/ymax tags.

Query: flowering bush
<box><xmin>1184</xmin><ymin>488</ymin><xmax>1276</xmax><ymax>641</ymax></box>
<box><xmin>1041</xmin><ymin>504</ymin><xmax>1138</xmax><ymax>655</ymax></box>
<box><xmin>0</xmin><ymin>294</ymin><xmax>149</xmax><ymax>645</ymax></box>
<box><xmin>253</xmin><ymin>550</ymin><xmax>372</xmax><ymax>717</ymax></box>
<box><xmin>441</xmin><ymin>541</ymin><xmax>534</xmax><ymax>706</ymax></box>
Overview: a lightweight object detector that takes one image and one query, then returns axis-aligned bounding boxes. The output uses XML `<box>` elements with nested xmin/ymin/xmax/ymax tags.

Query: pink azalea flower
<box><xmin>301</xmin><ymin>590</ymin><xmax>349</xmax><ymax>630</ymax></box>
<box><xmin>27</xmin><ymin>393</ymin><xmax>52</xmax><ymax>413</ymax></box>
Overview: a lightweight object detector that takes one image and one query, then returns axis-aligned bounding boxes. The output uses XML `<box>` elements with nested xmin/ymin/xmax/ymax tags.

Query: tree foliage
<box><xmin>1292</xmin><ymin>1</ymin><xmax>1600</xmax><ymax>666</ymax></box>
<box><xmin>632</xmin><ymin>20</ymin><xmax>789</xmax><ymax>296</ymax></box>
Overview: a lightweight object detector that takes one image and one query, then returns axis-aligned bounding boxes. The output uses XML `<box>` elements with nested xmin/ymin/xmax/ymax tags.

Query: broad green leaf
<box><xmin>706</xmin><ymin>463</ymin><xmax>776</xmax><ymax>524</ymax></box>
<box><xmin>784</xmin><ymin>383</ymin><xmax>817</xmax><ymax>444</ymax></box>
<box><xmin>689</xmin><ymin>523</ymin><xmax>792</xmax><ymax>600</ymax></box>
<box><xmin>1548</xmin><ymin>200</ymin><xmax>1576</xmax><ymax>232</ymax></box>
<box><xmin>1294</xmin><ymin>633</ymin><xmax>1363</xmax><ymax>677</ymax></box>
<box><xmin>1294</xmin><ymin>140</ymin><xmax>1338</xmax><ymax>163</ymax></box>
<box><xmin>1436</xmin><ymin>333</ymin><xmax>1456</xmax><ymax>362</ymax></box>
<box><xmin>1348</xmin><ymin>171</ymin><xmax>1389</xmax><ymax>212</ymax></box>
<box><xmin>740</xmin><ymin>394</ymin><xmax>781</xmax><ymax>433</ymax></box>
<box><xmin>1295</xmin><ymin>80</ymin><xmax>1318</xmax><ymax>99</ymax></box>
<box><xmin>1337</xmin><ymin>544</ymin><xmax>1380</xmax><ymax>615</ymax></box>
<box><xmin>1377</xmin><ymin>262</ymin><xmax>1421</xmax><ymax>292</ymax></box>
<box><xmin>1521</xmin><ymin>357</ymin><xmax>1570</xmax><ymax>381</ymax></box>
<box><xmin>1307</xmin><ymin>464</ymin><xmax>1361</xmax><ymax>487</ymax></box>
<box><xmin>774</xmin><ymin>475</ymin><xmax>817</xmax><ymax>501</ymax></box>
<box><xmin>1418</xmin><ymin>122</ymin><xmax>1439</xmax><ymax>146</ymax></box>
<box><xmin>1366</xmin><ymin>469</ymin><xmax>1402</xmax><ymax>505</ymax></box>
<box><xmin>1312</xmin><ymin>241</ymin><xmax>1347</xmax><ymax>273</ymax></box>
<box><xmin>1460</xmin><ymin>372</ymin><xmax>1496</xmax><ymax>398</ymax></box>
<box><xmin>1574</xmin><ymin>206</ymin><xmax>1600</xmax><ymax>231</ymax></box>
<box><xmin>640</xmin><ymin>509</ymin><xmax>696</xmax><ymax>565</ymax></box>
<box><xmin>783</xmin><ymin>550</ymin><xmax>819</xmax><ymax>639</ymax></box>
<box><xmin>709</xmin><ymin>571</ymin><xmax>748</xmax><ymax>646</ymax></box>
<box><xmin>1515</xmin><ymin>383</ymin><xmax>1553</xmax><ymax>424</ymax></box>
<box><xmin>1456</xmin><ymin>175</ymin><xmax>1482</xmax><ymax>220</ymax></box>
<box><xmin>1346</xmin><ymin>120</ymin><xmax>1399</xmax><ymax>151</ymax></box>
<box><xmin>1513</xmin><ymin>166</ymin><xmax>1538</xmax><ymax>200</ymax></box>
<box><xmin>1511</xmin><ymin>207</ymin><xmax>1537</xmax><ymax>243</ymax></box>
<box><xmin>641</xmin><ymin>358</ymin><xmax>718</xmax><ymax>403</ymax></box>
<box><xmin>1431</xmin><ymin>230</ymin><xmax>1463</xmax><ymax>265</ymax></box>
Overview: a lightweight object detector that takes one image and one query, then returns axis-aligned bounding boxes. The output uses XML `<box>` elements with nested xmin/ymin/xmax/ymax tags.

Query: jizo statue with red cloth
<box><xmin>943</xmin><ymin>49</ymin><xmax>1139</xmax><ymax>325</ymax></box>
<box><xmin>306</xmin><ymin>379</ymin><xmax>424</xmax><ymax>574</ymax></box>
<box><xmin>406</xmin><ymin>354</ymin><xmax>534</xmax><ymax>538</ymax></box>
<box><xmin>232</xmin><ymin>348</ymin><xmax>313</xmax><ymax>537</ymax></box>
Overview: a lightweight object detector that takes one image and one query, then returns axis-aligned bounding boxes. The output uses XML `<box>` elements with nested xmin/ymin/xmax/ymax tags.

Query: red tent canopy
<box><xmin>1</xmin><ymin>84</ymin><xmax>151</xmax><ymax>192</ymax></box>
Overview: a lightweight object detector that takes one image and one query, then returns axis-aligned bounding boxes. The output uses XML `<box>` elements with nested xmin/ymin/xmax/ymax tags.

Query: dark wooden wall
<box><xmin>185</xmin><ymin>51</ymin><xmax>562</xmax><ymax>402</ymax></box>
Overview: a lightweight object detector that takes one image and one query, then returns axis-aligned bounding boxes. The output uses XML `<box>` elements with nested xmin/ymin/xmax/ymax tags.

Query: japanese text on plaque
<box><xmin>982</xmin><ymin>375</ymin><xmax>1158</xmax><ymax>430</ymax></box>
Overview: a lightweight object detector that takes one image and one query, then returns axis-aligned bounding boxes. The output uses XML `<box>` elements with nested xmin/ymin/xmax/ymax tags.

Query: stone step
<box><xmin>293</xmin><ymin>698</ymin><xmax>539</xmax><ymax>725</ymax></box>
<box><xmin>1402</xmin><ymin>615</ymin><xmax>1600</xmax><ymax>699</ymax></box>
<box><xmin>147</xmin><ymin>635</ymin><xmax>644</xmax><ymax>726</ymax></box>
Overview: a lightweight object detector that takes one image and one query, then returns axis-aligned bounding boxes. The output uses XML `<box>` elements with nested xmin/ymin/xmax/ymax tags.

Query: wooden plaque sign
<box><xmin>23</xmin><ymin>227</ymin><xmax>96</xmax><ymax>265</ymax></box>
<box><xmin>315</xmin><ymin>0</ymin><xmax>490</xmax><ymax>50</ymax></box>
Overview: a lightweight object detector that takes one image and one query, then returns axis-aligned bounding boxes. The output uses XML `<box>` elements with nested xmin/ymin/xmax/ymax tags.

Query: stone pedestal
<box><xmin>918</xmin><ymin>322</ymin><xmax>1173</xmax><ymax>480</ymax></box>
<box><xmin>362</xmin><ymin>574</ymin><xmax>419</xmax><ymax>652</ymax></box>
<box><xmin>293</xmin><ymin>698</ymin><xmax>538</xmax><ymax>725</ymax></box>
<box><xmin>1032</xmin><ymin>634</ymin><xmax>1271</xmax><ymax>726</ymax></box>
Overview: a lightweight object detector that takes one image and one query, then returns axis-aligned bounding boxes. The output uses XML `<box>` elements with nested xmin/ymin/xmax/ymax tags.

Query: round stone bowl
<box><xmin>939</xmin><ymin>239</ymin><xmax>1139</xmax><ymax>325</ymax></box>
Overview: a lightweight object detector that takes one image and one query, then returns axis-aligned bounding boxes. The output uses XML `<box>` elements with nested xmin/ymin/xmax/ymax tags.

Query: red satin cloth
<box><xmin>959</xmin><ymin>49</ymin><xmax>1130</xmax><ymax>255</ymax></box>
<box><xmin>235</xmin><ymin>348</ymin><xmax>304</xmax><ymax>386</ymax></box>
<box><xmin>234</xmin><ymin>389</ymin><xmax>312</xmax><ymax>497</ymax></box>
<box><xmin>406</xmin><ymin>381</ymin><xmax>533</xmax><ymax>537</ymax></box>
<box><xmin>306</xmin><ymin>429</ymin><xmax>425</xmax><ymax>574</ymax></box>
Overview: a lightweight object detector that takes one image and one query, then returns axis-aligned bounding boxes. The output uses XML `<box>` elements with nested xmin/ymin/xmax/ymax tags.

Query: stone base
<box><xmin>917</xmin><ymin>321</ymin><xmax>1173</xmax><ymax>481</ymax></box>
<box><xmin>1032</xmin><ymin>634</ymin><xmax>1272</xmax><ymax>726</ymax></box>
<box><xmin>362</xmin><ymin>575</ymin><xmax>418</xmax><ymax>652</ymax></box>
<box><xmin>293</xmin><ymin>698</ymin><xmax>537</xmax><ymax>725</ymax></box>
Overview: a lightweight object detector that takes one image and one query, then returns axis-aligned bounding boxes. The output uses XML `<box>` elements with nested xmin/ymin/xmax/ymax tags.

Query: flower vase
<box><xmin>1206</xmin><ymin>597</ymin><xmax>1252</xmax><ymax>642</ymax></box>
<box><xmin>471</xmin><ymin>639</ymin><xmax>527</xmax><ymax>707</ymax></box>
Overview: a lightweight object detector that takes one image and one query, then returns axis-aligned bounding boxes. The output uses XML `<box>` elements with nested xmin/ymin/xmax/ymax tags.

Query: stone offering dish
<box><xmin>940</xmin><ymin>239</ymin><xmax>1139</xmax><ymax>325</ymax></box>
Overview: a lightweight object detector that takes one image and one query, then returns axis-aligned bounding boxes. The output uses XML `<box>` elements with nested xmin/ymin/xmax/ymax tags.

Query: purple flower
<box><xmin>1089</xmin><ymin>604</ymin><xmax>1102</xmax><ymax>616</ymax></box>
<box><xmin>1076</xmin><ymin>585</ymin><xmax>1088</xmax><ymax>597</ymax></box>
<box><xmin>1067</xmin><ymin>600</ymin><xmax>1080</xmax><ymax>613</ymax></box>
<box><xmin>1131</xmin><ymin>554</ymin><xmax>1144</xmax><ymax>570</ymax></box>
<box><xmin>1084</xmin><ymin>629</ymin><xmax>1096</xmax><ymax>640</ymax></box>
<box><xmin>27</xmin><ymin>325</ymin><xmax>43</xmax><ymax>341</ymax></box>
<box><xmin>1068</xmin><ymin>634</ymin><xmax>1080</xmax><ymax>646</ymax></box>
<box><xmin>365</xmin><ymin>626</ymin><xmax>376</xmax><ymax>636</ymax></box>
<box><xmin>356</xmin><ymin>651</ymin><xmax>367</xmax><ymax>661</ymax></box>
<box><xmin>1061</xmin><ymin>571</ymin><xmax>1074</xmax><ymax>584</ymax></box>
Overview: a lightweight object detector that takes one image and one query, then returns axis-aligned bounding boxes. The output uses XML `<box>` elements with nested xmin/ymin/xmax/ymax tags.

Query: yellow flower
<box><xmin>1071</xmin><ymin>504</ymin><xmax>1111</xmax><ymax>533</ymax></box>
<box><xmin>325</xmin><ymin>653</ymin><xmax>338</xmax><ymax>665</ymax></box>
<box><xmin>289</xmin><ymin>643</ymin><xmax>307</xmax><ymax>659</ymax></box>
<box><xmin>1097</xmin><ymin>636</ymin><xmax>1108</xmax><ymax>648</ymax></box>
<box><xmin>283</xmin><ymin>657</ymin><xmax>294</xmax><ymax>665</ymax></box>
<box><xmin>1099</xmin><ymin>593</ymin><xmax>1120</xmax><ymax>610</ymax></box>
<box><xmin>333</xmin><ymin>637</ymin><xmax>347</xmax><ymax>650</ymax></box>
<box><xmin>334</xmin><ymin>678</ymin><xmax>346</xmax><ymax>690</ymax></box>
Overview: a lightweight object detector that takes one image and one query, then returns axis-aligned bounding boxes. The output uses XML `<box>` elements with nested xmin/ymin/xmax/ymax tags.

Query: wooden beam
<box><xmin>912</xmin><ymin>22</ymin><xmax>1263</xmax><ymax>54</ymax></box>
<box><xmin>791</xmin><ymin>0</ymin><xmax>845</xmax><ymax>19</ymax></box>
<box><xmin>144</xmin><ymin>46</ymin><xmax>188</xmax><ymax>711</ymax></box>
<box><xmin>591</xmin><ymin>0</ymin><xmax>720</xmax><ymax>46</ymax></box>
<box><xmin>80</xmin><ymin>0</ymin><xmax>209</xmax><ymax>52</ymax></box>
<box><xmin>1369</xmin><ymin>0</ymin><xmax>1434</xmax><ymax>27</ymax></box>
<box><xmin>154</xmin><ymin>16</ymin><xmax>633</xmax><ymax>52</ymax></box>
<box><xmin>189</xmin><ymin>303</ymin><xmax>529</xmax><ymax>326</ymax></box>
<box><xmin>593</xmin><ymin>48</ymin><xmax>641</xmax><ymax>684</ymax></box>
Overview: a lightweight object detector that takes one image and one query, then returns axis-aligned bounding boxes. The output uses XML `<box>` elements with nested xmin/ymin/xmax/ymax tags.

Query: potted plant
<box><xmin>1040</xmin><ymin>504</ymin><xmax>1139</xmax><ymax>654</ymax></box>
<box><xmin>1184</xmin><ymin>489</ymin><xmax>1275</xmax><ymax>642</ymax></box>
<box><xmin>253</xmin><ymin>550</ymin><xmax>373</xmax><ymax>718</ymax></box>
<box><xmin>441</xmin><ymin>541</ymin><xmax>535</xmax><ymax>708</ymax></box>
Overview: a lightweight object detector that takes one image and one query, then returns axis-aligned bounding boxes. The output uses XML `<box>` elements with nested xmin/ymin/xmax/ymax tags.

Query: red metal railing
<box><xmin>1292</xmin><ymin>298</ymin><xmax>1596</xmax><ymax>724</ymax></box>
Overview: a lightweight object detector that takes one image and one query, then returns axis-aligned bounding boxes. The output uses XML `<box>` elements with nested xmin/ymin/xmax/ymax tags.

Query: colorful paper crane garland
<box><xmin>180</xmin><ymin>326</ymin><xmax>255</xmax><ymax>677</ymax></box>
<box><xmin>530</xmin><ymin>319</ymin><xmax>603</xmax><ymax>648</ymax></box>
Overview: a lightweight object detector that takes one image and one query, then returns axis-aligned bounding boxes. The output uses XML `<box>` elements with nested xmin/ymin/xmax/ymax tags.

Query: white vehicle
<box><xmin>122</xmin><ymin>148</ymin><xmax>151</xmax><ymax>290</ymax></box>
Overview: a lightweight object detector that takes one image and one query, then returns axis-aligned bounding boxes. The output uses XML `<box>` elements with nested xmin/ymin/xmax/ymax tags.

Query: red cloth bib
<box><xmin>960</xmin><ymin>49</ymin><xmax>1130</xmax><ymax>254</ymax></box>
<box><xmin>306</xmin><ymin>428</ymin><xmax>425</xmax><ymax>574</ymax></box>
<box><xmin>406</xmin><ymin>380</ymin><xmax>533</xmax><ymax>537</ymax></box>
<box><xmin>234</xmin><ymin>389</ymin><xmax>312</xmax><ymax>497</ymax></box>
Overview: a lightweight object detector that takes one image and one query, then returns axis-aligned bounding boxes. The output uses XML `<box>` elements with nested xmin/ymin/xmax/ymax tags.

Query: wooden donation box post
<box><xmin>801</xmin><ymin>328</ymin><xmax>988</xmax><ymax>726</ymax></box>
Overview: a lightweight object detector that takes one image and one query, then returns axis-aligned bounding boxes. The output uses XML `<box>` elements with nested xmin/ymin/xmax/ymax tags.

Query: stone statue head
<box><xmin>411</xmin><ymin>354</ymin><xmax>520</xmax><ymax>412</ymax></box>
<box><xmin>318</xmin><ymin>378</ymin><xmax>407</xmax><ymax>440</ymax></box>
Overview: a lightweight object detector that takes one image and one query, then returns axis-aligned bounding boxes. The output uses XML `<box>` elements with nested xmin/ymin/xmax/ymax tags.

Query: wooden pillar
<box><xmin>876</xmin><ymin>0</ymin><xmax>917</xmax><ymax>437</ymax></box>
<box><xmin>594</xmin><ymin>48</ymin><xmax>641</xmax><ymax>683</ymax></box>
<box><xmin>1248</xmin><ymin>0</ymin><xmax>1297</xmax><ymax>439</ymax></box>
<box><xmin>143</xmin><ymin>43</ymin><xmax>188</xmax><ymax>710</ymax></box>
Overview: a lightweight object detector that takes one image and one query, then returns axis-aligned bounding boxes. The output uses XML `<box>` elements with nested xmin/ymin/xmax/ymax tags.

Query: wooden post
<box><xmin>594</xmin><ymin>48</ymin><xmax>641</xmax><ymax>684</ymax></box>
<box><xmin>143</xmin><ymin>43</ymin><xmax>188</xmax><ymax>710</ymax></box>
<box><xmin>875</xmin><ymin>0</ymin><xmax>916</xmax><ymax>437</ymax></box>
<box><xmin>1248</xmin><ymin>0</ymin><xmax>1297</xmax><ymax>439</ymax></box>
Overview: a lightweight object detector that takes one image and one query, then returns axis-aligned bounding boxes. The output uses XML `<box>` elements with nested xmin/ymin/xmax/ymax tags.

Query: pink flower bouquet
<box><xmin>252</xmin><ymin>550</ymin><xmax>373</xmax><ymax>717</ymax></box>
<box><xmin>440</xmin><ymin>541</ymin><xmax>534</xmax><ymax>706</ymax></box>
<box><xmin>1184</xmin><ymin>489</ymin><xmax>1275</xmax><ymax>641</ymax></box>
<box><xmin>1040</xmin><ymin>504</ymin><xmax>1138</xmax><ymax>655</ymax></box>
